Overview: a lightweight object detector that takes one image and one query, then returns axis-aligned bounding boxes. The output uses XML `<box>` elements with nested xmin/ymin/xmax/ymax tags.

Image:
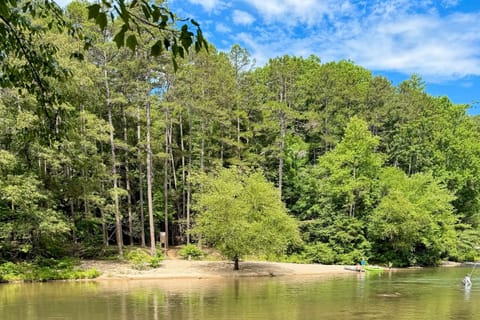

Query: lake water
<box><xmin>0</xmin><ymin>267</ymin><xmax>479</xmax><ymax>320</ymax></box>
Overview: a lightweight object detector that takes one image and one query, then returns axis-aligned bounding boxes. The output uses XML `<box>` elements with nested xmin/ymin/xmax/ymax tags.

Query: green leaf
<box><xmin>160</xmin><ymin>14</ymin><xmax>168</xmax><ymax>28</ymax></box>
<box><xmin>191</xmin><ymin>19</ymin><xmax>199</xmax><ymax>27</ymax></box>
<box><xmin>141</xmin><ymin>3</ymin><xmax>151</xmax><ymax>20</ymax></box>
<box><xmin>172</xmin><ymin>56</ymin><xmax>178</xmax><ymax>72</ymax></box>
<box><xmin>152</xmin><ymin>7</ymin><xmax>161</xmax><ymax>22</ymax></box>
<box><xmin>197</xmin><ymin>29</ymin><xmax>208</xmax><ymax>52</ymax></box>
<box><xmin>87</xmin><ymin>4</ymin><xmax>101</xmax><ymax>20</ymax></box>
<box><xmin>163</xmin><ymin>39</ymin><xmax>170</xmax><ymax>50</ymax></box>
<box><xmin>95</xmin><ymin>12</ymin><xmax>108</xmax><ymax>30</ymax></box>
<box><xmin>118</xmin><ymin>0</ymin><xmax>128</xmax><ymax>23</ymax></box>
<box><xmin>171</xmin><ymin>42</ymin><xmax>178</xmax><ymax>57</ymax></box>
<box><xmin>126</xmin><ymin>34</ymin><xmax>138</xmax><ymax>51</ymax></box>
<box><xmin>150</xmin><ymin>40</ymin><xmax>163</xmax><ymax>56</ymax></box>
<box><xmin>113</xmin><ymin>29</ymin><xmax>126</xmax><ymax>48</ymax></box>
<box><xmin>180</xmin><ymin>26</ymin><xmax>193</xmax><ymax>51</ymax></box>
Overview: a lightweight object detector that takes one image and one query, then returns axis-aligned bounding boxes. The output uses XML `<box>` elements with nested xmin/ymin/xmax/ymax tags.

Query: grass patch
<box><xmin>0</xmin><ymin>258</ymin><xmax>100</xmax><ymax>282</ymax></box>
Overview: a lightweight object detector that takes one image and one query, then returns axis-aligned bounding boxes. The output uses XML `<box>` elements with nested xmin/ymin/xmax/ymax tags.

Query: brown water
<box><xmin>0</xmin><ymin>267</ymin><xmax>478</xmax><ymax>320</ymax></box>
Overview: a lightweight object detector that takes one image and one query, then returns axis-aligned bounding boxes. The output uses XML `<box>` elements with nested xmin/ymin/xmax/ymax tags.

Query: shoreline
<box><xmin>81</xmin><ymin>258</ymin><xmax>466</xmax><ymax>282</ymax></box>
<box><xmin>0</xmin><ymin>259</ymin><xmax>464</xmax><ymax>284</ymax></box>
<box><xmin>81</xmin><ymin>259</ymin><xmax>361</xmax><ymax>281</ymax></box>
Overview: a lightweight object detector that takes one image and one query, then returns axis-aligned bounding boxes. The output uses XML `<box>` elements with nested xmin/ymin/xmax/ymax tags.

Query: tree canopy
<box><xmin>192</xmin><ymin>167</ymin><xmax>301</xmax><ymax>270</ymax></box>
<box><xmin>1</xmin><ymin>1</ymin><xmax>479</xmax><ymax>268</ymax></box>
<box><xmin>368</xmin><ymin>168</ymin><xmax>457</xmax><ymax>266</ymax></box>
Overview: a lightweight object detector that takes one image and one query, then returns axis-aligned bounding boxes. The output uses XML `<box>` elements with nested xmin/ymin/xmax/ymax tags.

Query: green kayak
<box><xmin>364</xmin><ymin>266</ymin><xmax>385</xmax><ymax>272</ymax></box>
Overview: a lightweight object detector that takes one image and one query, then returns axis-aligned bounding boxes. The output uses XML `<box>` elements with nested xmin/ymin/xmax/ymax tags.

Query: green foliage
<box><xmin>335</xmin><ymin>249</ymin><xmax>365</xmax><ymax>265</ymax></box>
<box><xmin>296</xmin><ymin>217</ymin><xmax>370</xmax><ymax>265</ymax></box>
<box><xmin>368</xmin><ymin>168</ymin><xmax>457</xmax><ymax>266</ymax></box>
<box><xmin>0</xmin><ymin>0</ymin><xmax>74</xmax><ymax>107</ymax></box>
<box><xmin>87</xmin><ymin>0</ymin><xmax>207</xmax><ymax>70</ymax></box>
<box><xmin>0</xmin><ymin>258</ymin><xmax>99</xmax><ymax>282</ymax></box>
<box><xmin>125</xmin><ymin>248</ymin><xmax>163</xmax><ymax>269</ymax></box>
<box><xmin>279</xmin><ymin>254</ymin><xmax>307</xmax><ymax>264</ymax></box>
<box><xmin>0</xmin><ymin>262</ymin><xmax>22</xmax><ymax>282</ymax></box>
<box><xmin>316</xmin><ymin>116</ymin><xmax>383</xmax><ymax>218</ymax></box>
<box><xmin>0</xmin><ymin>0</ymin><xmax>478</xmax><ymax>268</ymax></box>
<box><xmin>295</xmin><ymin>117</ymin><xmax>383</xmax><ymax>222</ymax></box>
<box><xmin>0</xmin><ymin>173</ymin><xmax>70</xmax><ymax>259</ymax></box>
<box><xmin>192</xmin><ymin>167</ymin><xmax>302</xmax><ymax>268</ymax></box>
<box><xmin>302</xmin><ymin>243</ymin><xmax>335</xmax><ymax>264</ymax></box>
<box><xmin>179</xmin><ymin>244</ymin><xmax>204</xmax><ymax>260</ymax></box>
<box><xmin>451</xmin><ymin>227</ymin><xmax>480</xmax><ymax>262</ymax></box>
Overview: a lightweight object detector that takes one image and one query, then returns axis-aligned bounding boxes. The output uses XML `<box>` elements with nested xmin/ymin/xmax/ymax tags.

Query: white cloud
<box><xmin>243</xmin><ymin>0</ymin><xmax>356</xmax><ymax>25</ymax></box>
<box><xmin>237</xmin><ymin>0</ymin><xmax>480</xmax><ymax>80</ymax></box>
<box><xmin>235</xmin><ymin>32</ymin><xmax>270</xmax><ymax>66</ymax></box>
<box><xmin>216</xmin><ymin>22</ymin><xmax>232</xmax><ymax>33</ymax></box>
<box><xmin>339</xmin><ymin>12</ymin><xmax>480</xmax><ymax>80</ymax></box>
<box><xmin>232</xmin><ymin>10</ymin><xmax>255</xmax><ymax>25</ymax></box>
<box><xmin>441</xmin><ymin>0</ymin><xmax>460</xmax><ymax>8</ymax></box>
<box><xmin>52</xmin><ymin>0</ymin><xmax>480</xmax><ymax>80</ymax></box>
<box><xmin>188</xmin><ymin>0</ymin><xmax>223</xmax><ymax>12</ymax></box>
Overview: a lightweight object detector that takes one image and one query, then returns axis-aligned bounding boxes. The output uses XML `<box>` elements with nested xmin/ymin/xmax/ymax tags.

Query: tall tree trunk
<box><xmin>200</xmin><ymin>121</ymin><xmax>205</xmax><ymax>171</ymax></box>
<box><xmin>80</xmin><ymin>104</ymin><xmax>89</xmax><ymax>217</ymax></box>
<box><xmin>69</xmin><ymin>186</ymin><xmax>77</xmax><ymax>245</ymax></box>
<box><xmin>220</xmin><ymin>130</ymin><xmax>224</xmax><ymax>163</ymax></box>
<box><xmin>146</xmin><ymin>101</ymin><xmax>156</xmax><ymax>257</ymax></box>
<box><xmin>167</xmin><ymin>117</ymin><xmax>177</xmax><ymax>189</ymax></box>
<box><xmin>278</xmin><ymin>111</ymin><xmax>285</xmax><ymax>197</ymax></box>
<box><xmin>164</xmin><ymin>110</ymin><xmax>169</xmax><ymax>251</ymax></box>
<box><xmin>122</xmin><ymin>106</ymin><xmax>134</xmax><ymax>246</ymax></box>
<box><xmin>137</xmin><ymin>105</ymin><xmax>146</xmax><ymax>247</ymax></box>
<box><xmin>277</xmin><ymin>82</ymin><xmax>287</xmax><ymax>198</ymax></box>
<box><xmin>104</xmin><ymin>59</ymin><xmax>123</xmax><ymax>258</ymax></box>
<box><xmin>100</xmin><ymin>182</ymin><xmax>108</xmax><ymax>246</ymax></box>
<box><xmin>350</xmin><ymin>165</ymin><xmax>357</xmax><ymax>217</ymax></box>
<box><xmin>179</xmin><ymin>113</ymin><xmax>187</xmax><ymax>243</ymax></box>
<box><xmin>187</xmin><ymin>106</ymin><xmax>194</xmax><ymax>243</ymax></box>
<box><xmin>237</xmin><ymin>115</ymin><xmax>241</xmax><ymax>159</ymax></box>
<box><xmin>234</xmin><ymin>256</ymin><xmax>239</xmax><ymax>271</ymax></box>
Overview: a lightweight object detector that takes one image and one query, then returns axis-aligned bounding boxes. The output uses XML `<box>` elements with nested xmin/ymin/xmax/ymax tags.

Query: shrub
<box><xmin>0</xmin><ymin>259</ymin><xmax>99</xmax><ymax>282</ymax></box>
<box><xmin>0</xmin><ymin>261</ymin><xmax>23</xmax><ymax>281</ymax></box>
<box><xmin>336</xmin><ymin>250</ymin><xmax>363</xmax><ymax>265</ymax></box>
<box><xmin>126</xmin><ymin>248</ymin><xmax>163</xmax><ymax>269</ymax></box>
<box><xmin>280</xmin><ymin>253</ymin><xmax>311</xmax><ymax>264</ymax></box>
<box><xmin>302</xmin><ymin>243</ymin><xmax>335</xmax><ymax>264</ymax></box>
<box><xmin>179</xmin><ymin>244</ymin><xmax>204</xmax><ymax>260</ymax></box>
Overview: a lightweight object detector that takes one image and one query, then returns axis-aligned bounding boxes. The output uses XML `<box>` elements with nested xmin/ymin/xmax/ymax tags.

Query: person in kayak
<box><xmin>361</xmin><ymin>257</ymin><xmax>366</xmax><ymax>271</ymax></box>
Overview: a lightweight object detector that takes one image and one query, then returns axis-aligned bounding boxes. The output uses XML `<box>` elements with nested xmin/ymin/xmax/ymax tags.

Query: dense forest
<box><xmin>1</xmin><ymin>0</ymin><xmax>480</xmax><ymax>268</ymax></box>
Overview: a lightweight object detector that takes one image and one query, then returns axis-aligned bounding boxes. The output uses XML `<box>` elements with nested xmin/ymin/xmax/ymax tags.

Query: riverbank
<box><xmin>81</xmin><ymin>259</ymin><xmax>356</xmax><ymax>280</ymax></box>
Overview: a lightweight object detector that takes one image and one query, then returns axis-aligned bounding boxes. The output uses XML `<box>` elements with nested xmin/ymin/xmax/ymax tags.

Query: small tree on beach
<box><xmin>191</xmin><ymin>167</ymin><xmax>301</xmax><ymax>270</ymax></box>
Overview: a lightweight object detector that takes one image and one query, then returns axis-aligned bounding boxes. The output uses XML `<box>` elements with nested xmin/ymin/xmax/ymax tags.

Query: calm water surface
<box><xmin>0</xmin><ymin>267</ymin><xmax>478</xmax><ymax>320</ymax></box>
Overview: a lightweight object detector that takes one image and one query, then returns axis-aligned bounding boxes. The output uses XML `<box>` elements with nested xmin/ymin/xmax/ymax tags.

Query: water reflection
<box><xmin>1</xmin><ymin>268</ymin><xmax>479</xmax><ymax>320</ymax></box>
<box><xmin>464</xmin><ymin>285</ymin><xmax>471</xmax><ymax>301</ymax></box>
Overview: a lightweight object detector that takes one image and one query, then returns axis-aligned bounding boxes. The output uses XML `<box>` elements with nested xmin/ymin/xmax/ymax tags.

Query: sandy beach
<box><xmin>81</xmin><ymin>258</ymin><xmax>355</xmax><ymax>281</ymax></box>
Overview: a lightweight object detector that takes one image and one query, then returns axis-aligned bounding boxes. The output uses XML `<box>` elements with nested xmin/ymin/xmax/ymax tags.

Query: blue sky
<box><xmin>56</xmin><ymin>0</ymin><xmax>480</xmax><ymax>114</ymax></box>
